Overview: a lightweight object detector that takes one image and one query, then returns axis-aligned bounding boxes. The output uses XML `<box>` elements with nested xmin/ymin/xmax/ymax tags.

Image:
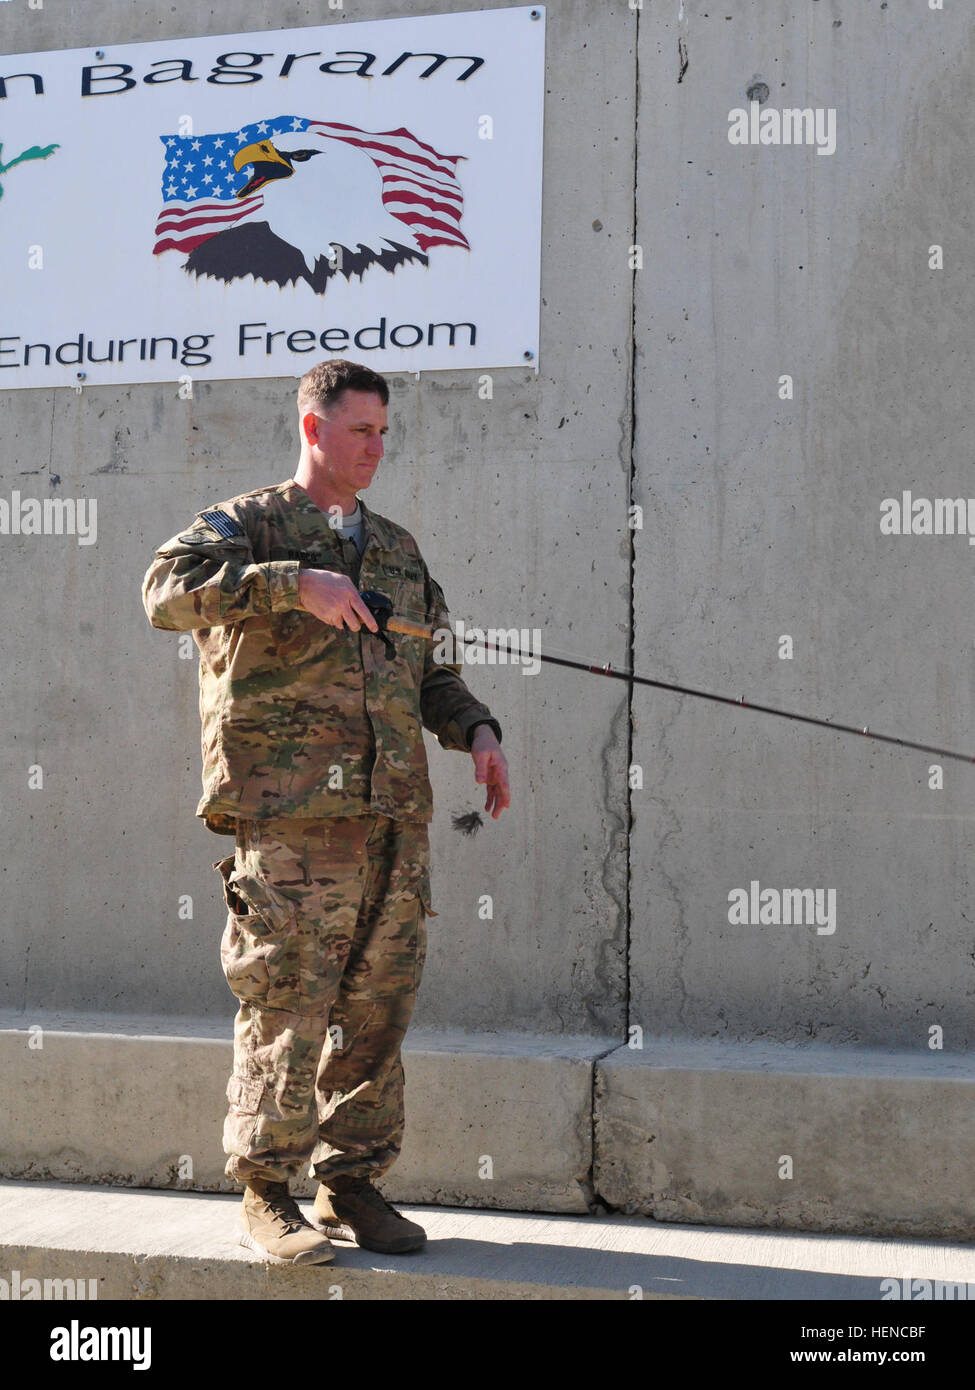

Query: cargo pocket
<box><xmin>216</xmin><ymin>856</ymin><xmax>302</xmax><ymax>1013</ymax></box>
<box><xmin>226</xmin><ymin>1069</ymin><xmax>264</xmax><ymax>1115</ymax></box>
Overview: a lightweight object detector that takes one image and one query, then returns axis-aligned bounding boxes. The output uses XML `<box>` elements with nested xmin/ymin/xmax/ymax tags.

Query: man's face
<box><xmin>303</xmin><ymin>388</ymin><xmax>388</xmax><ymax>498</ymax></box>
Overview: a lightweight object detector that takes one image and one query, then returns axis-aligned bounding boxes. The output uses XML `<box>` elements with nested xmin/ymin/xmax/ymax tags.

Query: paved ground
<box><xmin>2</xmin><ymin>1180</ymin><xmax>974</xmax><ymax>1299</ymax></box>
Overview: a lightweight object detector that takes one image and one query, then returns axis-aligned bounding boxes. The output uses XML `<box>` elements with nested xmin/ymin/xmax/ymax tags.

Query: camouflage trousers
<box><xmin>213</xmin><ymin>813</ymin><xmax>436</xmax><ymax>1187</ymax></box>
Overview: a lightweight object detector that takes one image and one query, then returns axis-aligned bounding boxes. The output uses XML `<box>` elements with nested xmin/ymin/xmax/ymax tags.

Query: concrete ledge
<box><xmin>0</xmin><ymin>1014</ymin><xmax>607</xmax><ymax>1214</ymax></box>
<box><xmin>4</xmin><ymin>1181</ymin><xmax>975</xmax><ymax>1301</ymax></box>
<box><xmin>8</xmin><ymin>1017</ymin><xmax>974</xmax><ymax>1239</ymax></box>
<box><xmin>595</xmin><ymin>1039</ymin><xmax>975</xmax><ymax>1241</ymax></box>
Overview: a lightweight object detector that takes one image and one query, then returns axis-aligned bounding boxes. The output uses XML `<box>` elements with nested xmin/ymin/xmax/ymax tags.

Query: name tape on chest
<box><xmin>380</xmin><ymin>563</ymin><xmax>424</xmax><ymax>582</ymax></box>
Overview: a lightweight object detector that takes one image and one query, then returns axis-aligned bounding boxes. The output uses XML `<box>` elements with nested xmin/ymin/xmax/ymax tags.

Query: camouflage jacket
<box><xmin>142</xmin><ymin>479</ymin><xmax>501</xmax><ymax>835</ymax></box>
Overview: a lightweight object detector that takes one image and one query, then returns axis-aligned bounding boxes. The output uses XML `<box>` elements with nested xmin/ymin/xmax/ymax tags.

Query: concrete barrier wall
<box><xmin>2</xmin><ymin>0</ymin><xmax>974</xmax><ymax>1234</ymax></box>
<box><xmin>629</xmin><ymin>0</ymin><xmax>975</xmax><ymax>1052</ymax></box>
<box><xmin>0</xmin><ymin>0</ymin><xmax>633</xmax><ymax>1036</ymax></box>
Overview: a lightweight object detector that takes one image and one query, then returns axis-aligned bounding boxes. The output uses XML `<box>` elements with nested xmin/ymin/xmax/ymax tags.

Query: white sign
<box><xmin>0</xmin><ymin>6</ymin><xmax>544</xmax><ymax>388</ymax></box>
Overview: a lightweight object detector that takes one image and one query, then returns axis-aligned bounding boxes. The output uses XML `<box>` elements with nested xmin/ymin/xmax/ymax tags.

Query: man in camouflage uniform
<box><xmin>142</xmin><ymin>359</ymin><xmax>509</xmax><ymax>1264</ymax></box>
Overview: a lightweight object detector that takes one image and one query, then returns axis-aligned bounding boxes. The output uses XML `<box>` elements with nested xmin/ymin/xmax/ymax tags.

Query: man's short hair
<box><xmin>297</xmin><ymin>359</ymin><xmax>389</xmax><ymax>415</ymax></box>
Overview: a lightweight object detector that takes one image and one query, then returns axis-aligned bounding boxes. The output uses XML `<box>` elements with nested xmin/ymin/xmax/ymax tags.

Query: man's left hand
<box><xmin>470</xmin><ymin>727</ymin><xmax>510</xmax><ymax>819</ymax></box>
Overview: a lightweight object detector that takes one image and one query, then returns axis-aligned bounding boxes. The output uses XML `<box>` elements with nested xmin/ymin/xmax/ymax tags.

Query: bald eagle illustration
<box><xmin>183</xmin><ymin>138</ymin><xmax>429</xmax><ymax>291</ymax></box>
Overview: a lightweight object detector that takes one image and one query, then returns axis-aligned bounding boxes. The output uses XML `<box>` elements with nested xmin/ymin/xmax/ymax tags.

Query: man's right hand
<box><xmin>297</xmin><ymin>569</ymin><xmax>379</xmax><ymax>633</ymax></box>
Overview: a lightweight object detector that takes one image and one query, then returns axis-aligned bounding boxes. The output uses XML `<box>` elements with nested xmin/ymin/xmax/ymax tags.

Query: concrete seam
<box><xmin>584</xmin><ymin>1039</ymin><xmax>626</xmax><ymax>1213</ymax></box>
<box><xmin>588</xmin><ymin>0</ymin><xmax>640</xmax><ymax>1219</ymax></box>
<box><xmin>624</xmin><ymin>0</ymin><xmax>640</xmax><ymax>1071</ymax></box>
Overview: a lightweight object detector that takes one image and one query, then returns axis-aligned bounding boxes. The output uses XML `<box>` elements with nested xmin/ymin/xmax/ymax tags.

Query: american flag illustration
<box><xmin>153</xmin><ymin>115</ymin><xmax>469</xmax><ymax>258</ymax></box>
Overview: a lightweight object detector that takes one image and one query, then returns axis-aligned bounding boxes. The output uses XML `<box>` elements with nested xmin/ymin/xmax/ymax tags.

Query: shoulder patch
<box><xmin>199</xmin><ymin>509</ymin><xmax>244</xmax><ymax>539</ymax></box>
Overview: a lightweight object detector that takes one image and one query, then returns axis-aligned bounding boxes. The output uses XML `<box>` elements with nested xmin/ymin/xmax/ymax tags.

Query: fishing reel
<box><xmin>359</xmin><ymin>590</ymin><xmax>397</xmax><ymax>660</ymax></box>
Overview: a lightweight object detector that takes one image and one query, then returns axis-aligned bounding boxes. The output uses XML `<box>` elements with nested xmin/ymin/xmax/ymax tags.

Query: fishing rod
<box><xmin>359</xmin><ymin>590</ymin><xmax>975</xmax><ymax>769</ymax></box>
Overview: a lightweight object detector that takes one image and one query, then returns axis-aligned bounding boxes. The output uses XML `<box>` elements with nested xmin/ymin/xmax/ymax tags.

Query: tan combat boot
<box><xmin>240</xmin><ymin>1179</ymin><xmax>335</xmax><ymax>1264</ymax></box>
<box><xmin>312</xmin><ymin>1176</ymin><xmax>426</xmax><ymax>1253</ymax></box>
